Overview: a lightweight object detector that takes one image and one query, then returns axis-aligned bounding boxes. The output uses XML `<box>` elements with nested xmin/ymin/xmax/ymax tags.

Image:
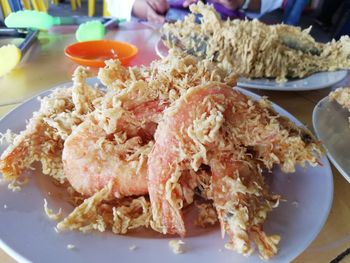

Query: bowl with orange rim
<box><xmin>64</xmin><ymin>40</ymin><xmax>138</xmax><ymax>67</ymax></box>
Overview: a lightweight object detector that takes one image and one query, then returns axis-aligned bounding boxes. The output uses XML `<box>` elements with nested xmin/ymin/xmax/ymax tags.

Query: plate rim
<box><xmin>236</xmin><ymin>70</ymin><xmax>348</xmax><ymax>91</ymax></box>
<box><xmin>0</xmin><ymin>79</ymin><xmax>334</xmax><ymax>263</ymax></box>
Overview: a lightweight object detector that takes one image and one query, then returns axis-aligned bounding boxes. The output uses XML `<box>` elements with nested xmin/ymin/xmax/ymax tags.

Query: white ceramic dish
<box><xmin>0</xmin><ymin>79</ymin><xmax>333</xmax><ymax>263</ymax></box>
<box><xmin>155</xmin><ymin>39</ymin><xmax>348</xmax><ymax>91</ymax></box>
<box><xmin>313</xmin><ymin>96</ymin><xmax>350</xmax><ymax>183</ymax></box>
<box><xmin>237</xmin><ymin>71</ymin><xmax>348</xmax><ymax>91</ymax></box>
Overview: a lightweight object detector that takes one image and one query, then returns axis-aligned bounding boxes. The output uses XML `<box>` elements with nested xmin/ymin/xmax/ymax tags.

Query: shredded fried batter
<box><xmin>57</xmin><ymin>182</ymin><xmax>113</xmax><ymax>233</ymax></box>
<box><xmin>162</xmin><ymin>3</ymin><xmax>350</xmax><ymax>82</ymax></box>
<box><xmin>44</xmin><ymin>198</ymin><xmax>62</xmax><ymax>221</ymax></box>
<box><xmin>0</xmin><ymin>52</ymin><xmax>325</xmax><ymax>260</ymax></box>
<box><xmin>330</xmin><ymin>87</ymin><xmax>350</xmax><ymax>112</ymax></box>
<box><xmin>195</xmin><ymin>202</ymin><xmax>218</xmax><ymax>227</ymax></box>
<box><xmin>112</xmin><ymin>196</ymin><xmax>152</xmax><ymax>234</ymax></box>
<box><xmin>0</xmin><ymin>67</ymin><xmax>103</xmax><ymax>183</ymax></box>
<box><xmin>329</xmin><ymin>87</ymin><xmax>350</xmax><ymax>124</ymax></box>
<box><xmin>169</xmin><ymin>240</ymin><xmax>186</xmax><ymax>254</ymax></box>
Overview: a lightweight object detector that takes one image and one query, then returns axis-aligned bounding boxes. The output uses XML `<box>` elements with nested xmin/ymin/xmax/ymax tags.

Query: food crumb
<box><xmin>8</xmin><ymin>182</ymin><xmax>21</xmax><ymax>192</ymax></box>
<box><xmin>0</xmin><ymin>129</ymin><xmax>16</xmax><ymax>144</ymax></box>
<box><xmin>129</xmin><ymin>245</ymin><xmax>137</xmax><ymax>251</ymax></box>
<box><xmin>3</xmin><ymin>204</ymin><xmax>7</xmax><ymax>209</ymax></box>
<box><xmin>218</xmin><ymin>249</ymin><xmax>222</xmax><ymax>252</ymax></box>
<box><xmin>54</xmin><ymin>227</ymin><xmax>60</xmax><ymax>233</ymax></box>
<box><xmin>67</xmin><ymin>244</ymin><xmax>75</xmax><ymax>250</ymax></box>
<box><xmin>291</xmin><ymin>201</ymin><xmax>299</xmax><ymax>208</ymax></box>
<box><xmin>169</xmin><ymin>240</ymin><xmax>185</xmax><ymax>254</ymax></box>
<box><xmin>44</xmin><ymin>198</ymin><xmax>62</xmax><ymax>221</ymax></box>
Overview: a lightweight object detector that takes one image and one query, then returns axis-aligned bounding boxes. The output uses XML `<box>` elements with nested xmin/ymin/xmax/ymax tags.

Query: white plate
<box><xmin>237</xmin><ymin>71</ymin><xmax>348</xmax><ymax>91</ymax></box>
<box><xmin>313</xmin><ymin>96</ymin><xmax>350</xmax><ymax>183</ymax></box>
<box><xmin>155</xmin><ymin>39</ymin><xmax>348</xmax><ymax>91</ymax></box>
<box><xmin>0</xmin><ymin>79</ymin><xmax>333</xmax><ymax>263</ymax></box>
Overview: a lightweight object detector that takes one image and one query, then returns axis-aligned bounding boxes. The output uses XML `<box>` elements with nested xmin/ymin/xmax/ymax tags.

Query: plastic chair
<box><xmin>31</xmin><ymin>0</ymin><xmax>47</xmax><ymax>12</ymax></box>
<box><xmin>88</xmin><ymin>0</ymin><xmax>94</xmax><ymax>16</ymax></box>
<box><xmin>22</xmin><ymin>0</ymin><xmax>31</xmax><ymax>9</ymax></box>
<box><xmin>1</xmin><ymin>0</ymin><xmax>23</xmax><ymax>17</ymax></box>
<box><xmin>70</xmin><ymin>0</ymin><xmax>76</xmax><ymax>10</ymax></box>
<box><xmin>0</xmin><ymin>0</ymin><xmax>12</xmax><ymax>17</ymax></box>
<box><xmin>88</xmin><ymin>0</ymin><xmax>110</xmax><ymax>17</ymax></box>
<box><xmin>0</xmin><ymin>0</ymin><xmax>47</xmax><ymax>17</ymax></box>
<box><xmin>103</xmin><ymin>0</ymin><xmax>110</xmax><ymax>17</ymax></box>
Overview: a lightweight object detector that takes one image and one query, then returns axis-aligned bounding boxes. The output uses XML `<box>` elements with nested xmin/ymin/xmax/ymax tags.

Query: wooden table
<box><xmin>0</xmin><ymin>22</ymin><xmax>349</xmax><ymax>263</ymax></box>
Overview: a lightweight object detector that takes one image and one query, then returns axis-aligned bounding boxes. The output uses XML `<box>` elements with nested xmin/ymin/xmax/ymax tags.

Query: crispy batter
<box><xmin>169</xmin><ymin>240</ymin><xmax>186</xmax><ymax>254</ymax></box>
<box><xmin>0</xmin><ymin>67</ymin><xmax>103</xmax><ymax>183</ymax></box>
<box><xmin>112</xmin><ymin>196</ymin><xmax>152</xmax><ymax>234</ymax></box>
<box><xmin>148</xmin><ymin>83</ymin><xmax>321</xmax><ymax>258</ymax></box>
<box><xmin>330</xmin><ymin>87</ymin><xmax>350</xmax><ymax>111</ymax></box>
<box><xmin>44</xmin><ymin>198</ymin><xmax>62</xmax><ymax>221</ymax></box>
<box><xmin>195</xmin><ymin>202</ymin><xmax>218</xmax><ymax>227</ymax></box>
<box><xmin>97</xmin><ymin>51</ymin><xmax>236</xmax><ymax>117</ymax></box>
<box><xmin>57</xmin><ymin>182</ymin><xmax>113</xmax><ymax>233</ymax></box>
<box><xmin>162</xmin><ymin>3</ymin><xmax>350</xmax><ymax>82</ymax></box>
<box><xmin>329</xmin><ymin>87</ymin><xmax>350</xmax><ymax>124</ymax></box>
<box><xmin>0</xmin><ymin>54</ymin><xmax>324</xmax><ymax>260</ymax></box>
<box><xmin>57</xmin><ymin>181</ymin><xmax>152</xmax><ymax>234</ymax></box>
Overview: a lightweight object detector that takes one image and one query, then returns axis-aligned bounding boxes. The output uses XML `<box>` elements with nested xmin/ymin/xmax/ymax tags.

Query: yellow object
<box><xmin>22</xmin><ymin>0</ymin><xmax>32</xmax><ymax>9</ymax></box>
<box><xmin>88</xmin><ymin>0</ymin><xmax>95</xmax><ymax>16</ymax></box>
<box><xmin>0</xmin><ymin>45</ymin><xmax>22</xmax><ymax>77</ymax></box>
<box><xmin>77</xmin><ymin>0</ymin><xmax>81</xmax><ymax>8</ymax></box>
<box><xmin>70</xmin><ymin>0</ymin><xmax>76</xmax><ymax>11</ymax></box>
<box><xmin>51</xmin><ymin>0</ymin><xmax>59</xmax><ymax>5</ymax></box>
<box><xmin>103</xmin><ymin>0</ymin><xmax>110</xmax><ymax>17</ymax></box>
<box><xmin>88</xmin><ymin>0</ymin><xmax>109</xmax><ymax>16</ymax></box>
<box><xmin>31</xmin><ymin>0</ymin><xmax>47</xmax><ymax>12</ymax></box>
<box><xmin>0</xmin><ymin>0</ymin><xmax>11</xmax><ymax>17</ymax></box>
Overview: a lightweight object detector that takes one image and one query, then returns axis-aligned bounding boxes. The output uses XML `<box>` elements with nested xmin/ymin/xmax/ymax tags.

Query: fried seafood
<box><xmin>63</xmin><ymin>108</ymin><xmax>153</xmax><ymax>198</ymax></box>
<box><xmin>63</xmin><ymin>52</ymin><xmax>235</xmax><ymax>198</ymax></box>
<box><xmin>329</xmin><ymin>86</ymin><xmax>350</xmax><ymax>125</ymax></box>
<box><xmin>0</xmin><ymin>67</ymin><xmax>103</xmax><ymax>183</ymax></box>
<box><xmin>0</xmin><ymin>53</ymin><xmax>323</xmax><ymax>260</ymax></box>
<box><xmin>330</xmin><ymin>87</ymin><xmax>350</xmax><ymax>113</ymax></box>
<box><xmin>57</xmin><ymin>182</ymin><xmax>153</xmax><ymax>234</ymax></box>
<box><xmin>161</xmin><ymin>3</ymin><xmax>350</xmax><ymax>82</ymax></box>
<box><xmin>148</xmin><ymin>83</ymin><xmax>321</xmax><ymax>259</ymax></box>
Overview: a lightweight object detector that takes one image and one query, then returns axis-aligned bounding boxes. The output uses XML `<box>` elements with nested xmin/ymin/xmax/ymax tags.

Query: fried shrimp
<box><xmin>0</xmin><ymin>53</ymin><xmax>325</xmax><ymax>260</ymax></box>
<box><xmin>62</xmin><ymin>54</ymin><xmax>236</xmax><ymax>199</ymax></box>
<box><xmin>63</xmin><ymin>110</ymin><xmax>153</xmax><ymax>198</ymax></box>
<box><xmin>0</xmin><ymin>67</ymin><xmax>103</xmax><ymax>183</ymax></box>
<box><xmin>147</xmin><ymin>83</ymin><xmax>234</xmax><ymax>236</ymax></box>
<box><xmin>148</xmin><ymin>83</ymin><xmax>321</xmax><ymax>258</ymax></box>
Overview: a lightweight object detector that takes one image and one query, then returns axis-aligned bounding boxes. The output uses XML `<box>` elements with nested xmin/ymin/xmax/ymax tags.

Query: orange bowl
<box><xmin>64</xmin><ymin>40</ymin><xmax>138</xmax><ymax>67</ymax></box>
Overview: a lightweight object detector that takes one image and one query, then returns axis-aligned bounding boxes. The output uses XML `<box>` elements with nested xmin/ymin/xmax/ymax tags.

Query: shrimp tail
<box><xmin>148</xmin><ymin>145</ymin><xmax>186</xmax><ymax>236</ymax></box>
<box><xmin>210</xmin><ymin>157</ymin><xmax>280</xmax><ymax>259</ymax></box>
